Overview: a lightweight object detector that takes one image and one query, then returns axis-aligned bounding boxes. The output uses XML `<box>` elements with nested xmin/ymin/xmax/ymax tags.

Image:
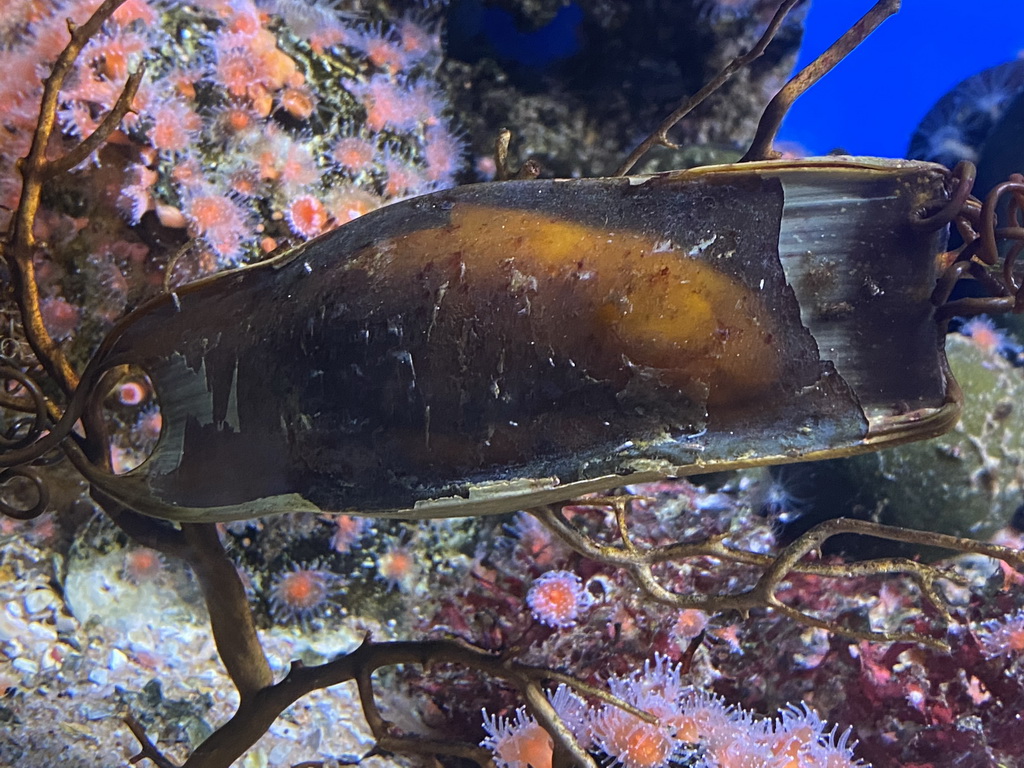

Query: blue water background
<box><xmin>780</xmin><ymin>0</ymin><xmax>1024</xmax><ymax>158</ymax></box>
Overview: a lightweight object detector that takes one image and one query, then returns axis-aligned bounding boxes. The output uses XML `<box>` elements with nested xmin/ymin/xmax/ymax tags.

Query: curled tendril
<box><xmin>0</xmin><ymin>361</ymin><xmax>49</xmax><ymax>450</ymax></box>
<box><xmin>0</xmin><ymin>337</ymin><xmax>23</xmax><ymax>359</ymax></box>
<box><xmin>932</xmin><ymin>165</ymin><xmax>1024</xmax><ymax>320</ymax></box>
<box><xmin>979</xmin><ymin>173</ymin><xmax>1024</xmax><ymax>268</ymax></box>
<box><xmin>0</xmin><ymin>465</ymin><xmax>49</xmax><ymax>520</ymax></box>
<box><xmin>0</xmin><ymin>356</ymin><xmax>95</xmax><ymax>468</ymax></box>
<box><xmin>910</xmin><ymin>161</ymin><xmax>977</xmax><ymax>232</ymax></box>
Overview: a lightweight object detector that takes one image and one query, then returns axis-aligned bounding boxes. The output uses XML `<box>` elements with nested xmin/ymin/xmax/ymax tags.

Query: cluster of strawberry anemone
<box><xmin>481</xmin><ymin>656</ymin><xmax>868</xmax><ymax>768</ymax></box>
<box><xmin>0</xmin><ymin>0</ymin><xmax>465</xmax><ymax>307</ymax></box>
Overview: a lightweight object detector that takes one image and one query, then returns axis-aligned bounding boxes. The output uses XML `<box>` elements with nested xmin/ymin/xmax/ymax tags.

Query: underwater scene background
<box><xmin>781</xmin><ymin>0</ymin><xmax>1023</xmax><ymax>159</ymax></box>
<box><xmin>2</xmin><ymin>1</ymin><xmax>1024</xmax><ymax>767</ymax></box>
